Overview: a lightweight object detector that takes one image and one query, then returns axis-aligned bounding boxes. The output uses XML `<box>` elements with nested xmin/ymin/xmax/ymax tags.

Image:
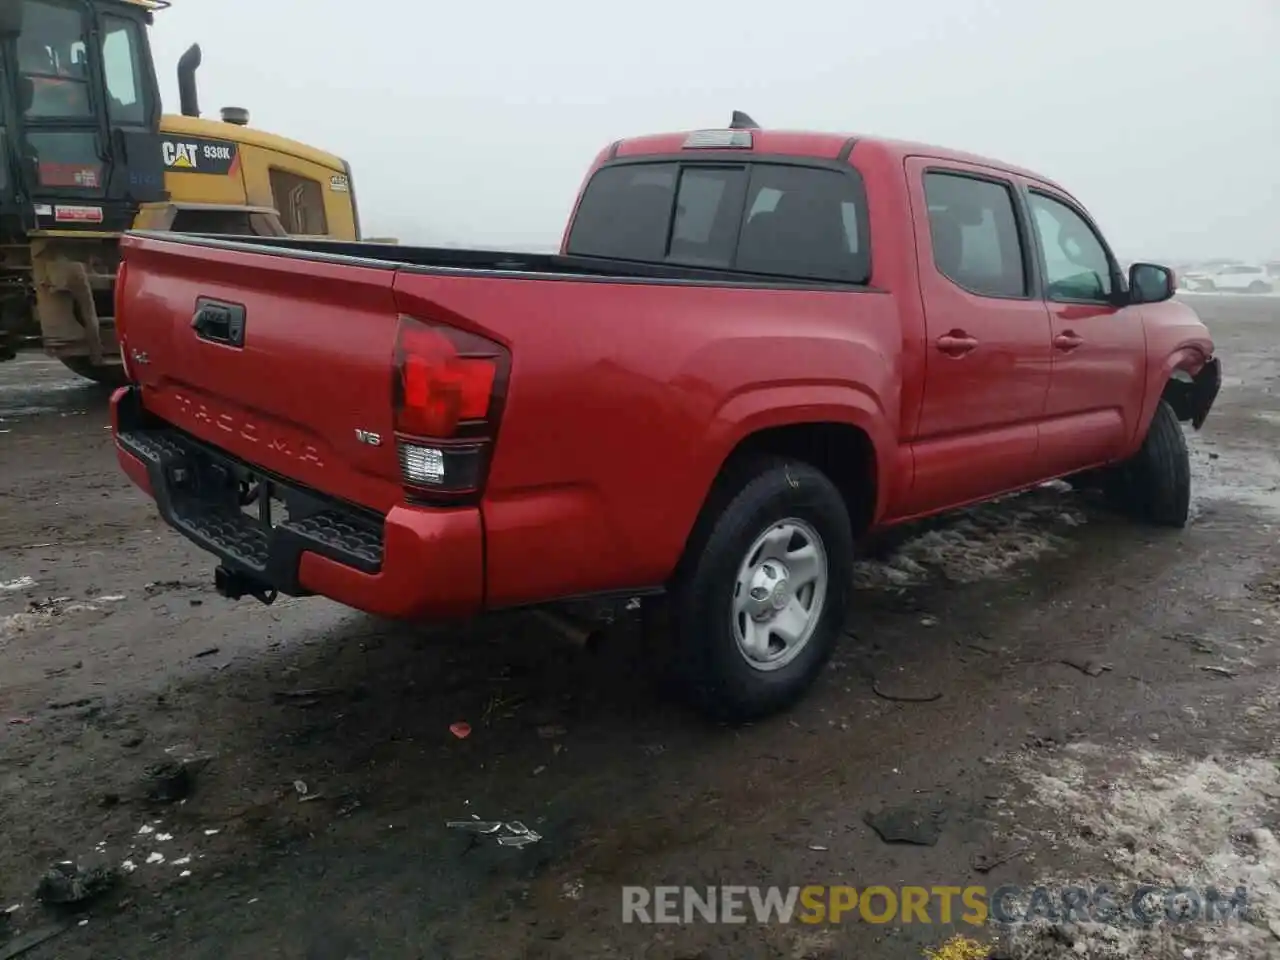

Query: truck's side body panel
<box><xmin>393</xmin><ymin>273</ymin><xmax>902</xmax><ymax>606</ymax></box>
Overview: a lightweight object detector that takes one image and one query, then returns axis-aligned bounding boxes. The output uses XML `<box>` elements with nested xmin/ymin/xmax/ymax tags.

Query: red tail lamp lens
<box><xmin>394</xmin><ymin>319</ymin><xmax>504</xmax><ymax>439</ymax></box>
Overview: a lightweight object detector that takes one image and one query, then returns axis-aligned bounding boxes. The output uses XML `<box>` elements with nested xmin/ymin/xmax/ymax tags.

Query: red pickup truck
<box><xmin>110</xmin><ymin>116</ymin><xmax>1221</xmax><ymax>720</ymax></box>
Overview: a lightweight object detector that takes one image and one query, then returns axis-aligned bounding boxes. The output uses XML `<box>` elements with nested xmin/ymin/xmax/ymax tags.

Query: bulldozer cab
<box><xmin>0</xmin><ymin>0</ymin><xmax>165</xmax><ymax>233</ymax></box>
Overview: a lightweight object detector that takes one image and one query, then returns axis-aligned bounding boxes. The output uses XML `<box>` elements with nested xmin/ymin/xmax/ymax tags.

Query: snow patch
<box><xmin>854</xmin><ymin>490</ymin><xmax>1086</xmax><ymax>589</ymax></box>
<box><xmin>1004</xmin><ymin>744</ymin><xmax>1280</xmax><ymax>958</ymax></box>
<box><xmin>1189</xmin><ymin>437</ymin><xmax>1280</xmax><ymax>521</ymax></box>
<box><xmin>0</xmin><ymin>577</ymin><xmax>36</xmax><ymax>592</ymax></box>
<box><xmin>0</xmin><ymin>597</ymin><xmax>106</xmax><ymax>640</ymax></box>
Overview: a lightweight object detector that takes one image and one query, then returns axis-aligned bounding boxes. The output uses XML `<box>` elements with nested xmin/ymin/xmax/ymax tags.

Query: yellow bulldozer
<box><xmin>0</xmin><ymin>0</ymin><xmax>366</xmax><ymax>385</ymax></box>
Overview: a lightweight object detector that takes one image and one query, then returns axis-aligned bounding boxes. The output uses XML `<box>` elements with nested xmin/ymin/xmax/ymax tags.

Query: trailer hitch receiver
<box><xmin>214</xmin><ymin>565</ymin><xmax>278</xmax><ymax>605</ymax></box>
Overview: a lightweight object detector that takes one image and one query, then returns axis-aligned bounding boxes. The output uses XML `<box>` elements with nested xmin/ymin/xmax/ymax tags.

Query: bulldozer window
<box><xmin>18</xmin><ymin>1</ymin><xmax>91</xmax><ymax>118</ymax></box>
<box><xmin>101</xmin><ymin>16</ymin><xmax>147</xmax><ymax>126</ymax></box>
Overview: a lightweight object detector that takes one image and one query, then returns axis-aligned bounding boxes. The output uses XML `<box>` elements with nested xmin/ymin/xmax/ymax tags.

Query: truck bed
<box><xmin>139</xmin><ymin>231</ymin><xmax>870</xmax><ymax>290</ymax></box>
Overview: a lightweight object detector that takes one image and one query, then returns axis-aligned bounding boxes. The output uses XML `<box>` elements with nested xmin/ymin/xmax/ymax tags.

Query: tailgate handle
<box><xmin>192</xmin><ymin>298</ymin><xmax>246</xmax><ymax>348</ymax></box>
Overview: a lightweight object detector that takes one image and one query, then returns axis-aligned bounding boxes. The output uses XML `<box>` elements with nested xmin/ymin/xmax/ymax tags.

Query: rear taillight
<box><xmin>392</xmin><ymin>316</ymin><xmax>509</xmax><ymax>498</ymax></box>
<box><xmin>114</xmin><ymin>260</ymin><xmax>135</xmax><ymax>381</ymax></box>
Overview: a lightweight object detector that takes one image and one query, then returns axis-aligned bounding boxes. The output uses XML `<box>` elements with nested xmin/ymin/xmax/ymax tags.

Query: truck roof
<box><xmin>611</xmin><ymin>128</ymin><xmax>1066</xmax><ymax>194</ymax></box>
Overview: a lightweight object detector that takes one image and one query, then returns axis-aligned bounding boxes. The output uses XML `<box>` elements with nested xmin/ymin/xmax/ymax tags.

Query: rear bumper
<box><xmin>110</xmin><ymin>387</ymin><xmax>483</xmax><ymax>620</ymax></box>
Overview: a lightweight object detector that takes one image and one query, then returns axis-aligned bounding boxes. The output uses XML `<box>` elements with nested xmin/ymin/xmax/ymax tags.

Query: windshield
<box><xmin>18</xmin><ymin>1</ymin><xmax>92</xmax><ymax>118</ymax></box>
<box><xmin>16</xmin><ymin>2</ymin><xmax>149</xmax><ymax>124</ymax></box>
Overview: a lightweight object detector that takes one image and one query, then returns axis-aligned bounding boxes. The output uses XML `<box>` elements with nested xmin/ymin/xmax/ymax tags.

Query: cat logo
<box><xmin>162</xmin><ymin>141</ymin><xmax>199</xmax><ymax>169</ymax></box>
<box><xmin>159</xmin><ymin>137</ymin><xmax>239</xmax><ymax>175</ymax></box>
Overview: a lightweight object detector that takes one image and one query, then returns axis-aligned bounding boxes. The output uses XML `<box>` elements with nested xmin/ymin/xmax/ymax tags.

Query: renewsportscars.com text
<box><xmin>621</xmin><ymin>884</ymin><xmax>1249</xmax><ymax>926</ymax></box>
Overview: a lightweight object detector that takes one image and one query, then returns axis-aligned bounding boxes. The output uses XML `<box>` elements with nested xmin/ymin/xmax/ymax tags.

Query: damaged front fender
<box><xmin>1165</xmin><ymin>356</ymin><xmax>1222</xmax><ymax>430</ymax></box>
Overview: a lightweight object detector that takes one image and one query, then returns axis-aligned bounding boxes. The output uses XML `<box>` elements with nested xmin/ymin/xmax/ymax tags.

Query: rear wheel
<box><xmin>666</xmin><ymin>458</ymin><xmax>854</xmax><ymax>721</ymax></box>
<box><xmin>1101</xmin><ymin>399</ymin><xmax>1191</xmax><ymax>527</ymax></box>
<box><xmin>59</xmin><ymin>357</ymin><xmax>128</xmax><ymax>388</ymax></box>
<box><xmin>1248</xmin><ymin>280</ymin><xmax>1269</xmax><ymax>294</ymax></box>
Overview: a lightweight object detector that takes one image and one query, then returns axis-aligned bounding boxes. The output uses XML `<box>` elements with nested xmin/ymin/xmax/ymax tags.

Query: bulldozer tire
<box><xmin>60</xmin><ymin>357</ymin><xmax>129</xmax><ymax>388</ymax></box>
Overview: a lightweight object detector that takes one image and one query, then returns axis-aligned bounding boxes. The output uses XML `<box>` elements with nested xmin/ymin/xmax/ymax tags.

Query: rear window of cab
<box><xmin>566</xmin><ymin>161</ymin><xmax>870</xmax><ymax>285</ymax></box>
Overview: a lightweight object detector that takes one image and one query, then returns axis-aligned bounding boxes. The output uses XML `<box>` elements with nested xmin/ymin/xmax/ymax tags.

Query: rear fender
<box><xmin>703</xmin><ymin>383</ymin><xmax>894</xmax><ymax>523</ymax></box>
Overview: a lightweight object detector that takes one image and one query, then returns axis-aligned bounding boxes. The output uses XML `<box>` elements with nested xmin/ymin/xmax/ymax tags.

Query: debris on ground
<box><xmin>0</xmin><ymin>924</ymin><xmax>70</xmax><ymax>960</ymax></box>
<box><xmin>446</xmin><ymin>816</ymin><xmax>542</xmax><ymax>848</ymax></box>
<box><xmin>0</xmin><ymin>577</ymin><xmax>37</xmax><ymax>592</ymax></box>
<box><xmin>272</xmin><ymin>687</ymin><xmax>342</xmax><ymax>702</ymax></box>
<box><xmin>449</xmin><ymin>722</ymin><xmax>472</xmax><ymax>740</ymax></box>
<box><xmin>872</xmin><ymin>678</ymin><xmax>943</xmax><ymax>703</ymax></box>
<box><xmin>535</xmin><ymin>724</ymin><xmax>567</xmax><ymax>740</ymax></box>
<box><xmin>970</xmin><ymin>843</ymin><xmax>1032</xmax><ymax>874</ymax></box>
<box><xmin>34</xmin><ymin>862</ymin><xmax>117</xmax><ymax>906</ymax></box>
<box><xmin>864</xmin><ymin>802</ymin><xmax>947</xmax><ymax>846</ymax></box>
<box><xmin>193</xmin><ymin>647</ymin><xmax>220</xmax><ymax>659</ymax></box>
<box><xmin>1059</xmin><ymin>657</ymin><xmax>1110</xmax><ymax>677</ymax></box>
<box><xmin>46</xmin><ymin>697</ymin><xmax>94</xmax><ymax>711</ymax></box>
<box><xmin>922</xmin><ymin>934</ymin><xmax>992</xmax><ymax>960</ymax></box>
<box><xmin>6</xmin><ymin>718</ymin><xmax>33</xmax><ymax>726</ymax></box>
<box><xmin>144</xmin><ymin>760</ymin><xmax>192</xmax><ymax>803</ymax></box>
<box><xmin>1201</xmin><ymin>665</ymin><xmax>1237</xmax><ymax>678</ymax></box>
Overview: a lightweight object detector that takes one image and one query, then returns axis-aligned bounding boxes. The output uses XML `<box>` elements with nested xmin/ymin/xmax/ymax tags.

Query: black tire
<box><xmin>666</xmin><ymin>458</ymin><xmax>855</xmax><ymax>722</ymax></box>
<box><xmin>1103</xmin><ymin>399</ymin><xmax>1191</xmax><ymax>527</ymax></box>
<box><xmin>59</xmin><ymin>357</ymin><xmax>128</xmax><ymax>388</ymax></box>
<box><xmin>1248</xmin><ymin>281</ymin><xmax>1269</xmax><ymax>294</ymax></box>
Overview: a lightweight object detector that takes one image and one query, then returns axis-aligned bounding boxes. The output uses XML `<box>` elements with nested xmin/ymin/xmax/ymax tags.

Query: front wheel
<box><xmin>1102</xmin><ymin>399</ymin><xmax>1191</xmax><ymax>527</ymax></box>
<box><xmin>59</xmin><ymin>357</ymin><xmax>128</xmax><ymax>388</ymax></box>
<box><xmin>667</xmin><ymin>459</ymin><xmax>855</xmax><ymax>721</ymax></box>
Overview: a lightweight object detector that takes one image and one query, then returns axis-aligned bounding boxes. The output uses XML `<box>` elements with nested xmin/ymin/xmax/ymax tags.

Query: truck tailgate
<box><xmin>118</xmin><ymin>235</ymin><xmax>404</xmax><ymax>512</ymax></box>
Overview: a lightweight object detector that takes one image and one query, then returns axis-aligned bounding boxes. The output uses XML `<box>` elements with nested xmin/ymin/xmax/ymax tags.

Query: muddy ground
<box><xmin>1</xmin><ymin>294</ymin><xmax>1278</xmax><ymax>960</ymax></box>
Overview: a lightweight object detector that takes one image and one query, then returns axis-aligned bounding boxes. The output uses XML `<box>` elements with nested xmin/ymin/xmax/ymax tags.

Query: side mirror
<box><xmin>1129</xmin><ymin>262</ymin><xmax>1175</xmax><ymax>304</ymax></box>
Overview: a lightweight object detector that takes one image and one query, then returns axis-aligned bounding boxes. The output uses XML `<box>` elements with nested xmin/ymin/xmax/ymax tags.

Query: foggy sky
<box><xmin>148</xmin><ymin>0</ymin><xmax>1277</xmax><ymax>261</ymax></box>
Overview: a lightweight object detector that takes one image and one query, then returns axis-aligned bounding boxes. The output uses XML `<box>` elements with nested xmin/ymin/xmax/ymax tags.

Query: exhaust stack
<box><xmin>176</xmin><ymin>44</ymin><xmax>202</xmax><ymax>117</ymax></box>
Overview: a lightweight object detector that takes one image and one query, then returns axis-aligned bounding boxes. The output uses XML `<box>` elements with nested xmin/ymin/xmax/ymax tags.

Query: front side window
<box><xmin>18</xmin><ymin>1</ymin><xmax>91</xmax><ymax>118</ymax></box>
<box><xmin>101</xmin><ymin>16</ymin><xmax>147</xmax><ymax>125</ymax></box>
<box><xmin>1028</xmin><ymin>192</ymin><xmax>1115</xmax><ymax>302</ymax></box>
<box><xmin>924</xmin><ymin>172</ymin><xmax>1027</xmax><ymax>298</ymax></box>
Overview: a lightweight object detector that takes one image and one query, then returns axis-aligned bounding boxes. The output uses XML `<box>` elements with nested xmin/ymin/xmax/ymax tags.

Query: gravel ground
<box><xmin>1</xmin><ymin>293</ymin><xmax>1278</xmax><ymax>960</ymax></box>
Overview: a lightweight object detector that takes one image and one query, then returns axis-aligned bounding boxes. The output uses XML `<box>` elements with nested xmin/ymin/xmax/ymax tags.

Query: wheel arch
<box><xmin>680</xmin><ymin>387</ymin><xmax>892</xmax><ymax>574</ymax></box>
<box><xmin>1134</xmin><ymin>345</ymin><xmax>1216</xmax><ymax>447</ymax></box>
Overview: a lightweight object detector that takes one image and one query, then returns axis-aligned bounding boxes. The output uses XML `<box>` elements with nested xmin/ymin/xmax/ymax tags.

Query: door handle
<box><xmin>1053</xmin><ymin>331</ymin><xmax>1083</xmax><ymax>352</ymax></box>
<box><xmin>936</xmin><ymin>331</ymin><xmax>979</xmax><ymax>356</ymax></box>
<box><xmin>192</xmin><ymin>298</ymin><xmax>246</xmax><ymax>348</ymax></box>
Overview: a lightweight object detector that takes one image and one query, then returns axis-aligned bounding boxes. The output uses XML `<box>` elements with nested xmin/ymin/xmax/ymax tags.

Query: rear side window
<box><xmin>924</xmin><ymin>172</ymin><xmax>1027</xmax><ymax>298</ymax></box>
<box><xmin>736</xmin><ymin>165</ymin><xmax>866</xmax><ymax>282</ymax></box>
<box><xmin>567</xmin><ymin>160</ymin><xmax>870</xmax><ymax>284</ymax></box>
<box><xmin>565</xmin><ymin>164</ymin><xmax>676</xmax><ymax>262</ymax></box>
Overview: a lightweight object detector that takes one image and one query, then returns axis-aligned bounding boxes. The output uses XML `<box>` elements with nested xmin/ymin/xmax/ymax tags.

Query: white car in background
<box><xmin>1183</xmin><ymin>263</ymin><xmax>1273</xmax><ymax>293</ymax></box>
